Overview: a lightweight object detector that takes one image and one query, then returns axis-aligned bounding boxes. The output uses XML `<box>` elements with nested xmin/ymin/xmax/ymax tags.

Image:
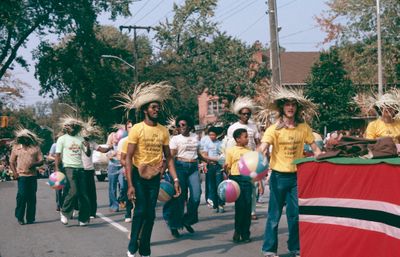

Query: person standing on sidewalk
<box><xmin>258</xmin><ymin>87</ymin><xmax>321</xmax><ymax>257</ymax></box>
<box><xmin>120</xmin><ymin>82</ymin><xmax>181</xmax><ymax>257</ymax></box>
<box><xmin>10</xmin><ymin>129</ymin><xmax>43</xmax><ymax>225</ymax></box>
<box><xmin>55</xmin><ymin>116</ymin><xmax>91</xmax><ymax>226</ymax></box>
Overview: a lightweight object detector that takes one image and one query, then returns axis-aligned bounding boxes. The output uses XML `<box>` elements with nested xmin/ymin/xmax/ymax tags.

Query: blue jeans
<box><xmin>167</xmin><ymin>160</ymin><xmax>201</xmax><ymax>229</ymax></box>
<box><xmin>108</xmin><ymin>164</ymin><xmax>122</xmax><ymax>211</ymax></box>
<box><xmin>15</xmin><ymin>176</ymin><xmax>37</xmax><ymax>222</ymax></box>
<box><xmin>262</xmin><ymin>171</ymin><xmax>300</xmax><ymax>254</ymax></box>
<box><xmin>207</xmin><ymin>163</ymin><xmax>225</xmax><ymax>208</ymax></box>
<box><xmin>128</xmin><ymin>167</ymin><xmax>160</xmax><ymax>256</ymax></box>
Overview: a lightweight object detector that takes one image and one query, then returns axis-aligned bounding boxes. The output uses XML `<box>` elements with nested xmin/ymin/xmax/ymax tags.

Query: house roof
<box><xmin>280</xmin><ymin>52</ymin><xmax>320</xmax><ymax>85</ymax></box>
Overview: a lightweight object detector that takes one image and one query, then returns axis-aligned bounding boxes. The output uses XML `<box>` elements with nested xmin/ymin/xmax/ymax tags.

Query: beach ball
<box><xmin>116</xmin><ymin>128</ymin><xmax>128</xmax><ymax>140</ymax></box>
<box><xmin>47</xmin><ymin>171</ymin><xmax>66</xmax><ymax>190</ymax></box>
<box><xmin>218</xmin><ymin>179</ymin><xmax>241</xmax><ymax>203</ymax></box>
<box><xmin>238</xmin><ymin>151</ymin><xmax>269</xmax><ymax>181</ymax></box>
<box><xmin>158</xmin><ymin>180</ymin><xmax>175</xmax><ymax>202</ymax></box>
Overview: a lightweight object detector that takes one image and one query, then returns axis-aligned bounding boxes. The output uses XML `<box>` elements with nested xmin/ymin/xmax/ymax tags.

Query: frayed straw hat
<box><xmin>116</xmin><ymin>81</ymin><xmax>173</xmax><ymax>112</ymax></box>
<box><xmin>81</xmin><ymin>117</ymin><xmax>102</xmax><ymax>138</ymax></box>
<box><xmin>166</xmin><ymin>117</ymin><xmax>176</xmax><ymax>130</ymax></box>
<box><xmin>269</xmin><ymin>87</ymin><xmax>317</xmax><ymax>116</ymax></box>
<box><xmin>354</xmin><ymin>89</ymin><xmax>400</xmax><ymax>119</ymax></box>
<box><xmin>14</xmin><ymin>128</ymin><xmax>42</xmax><ymax>145</ymax></box>
<box><xmin>231</xmin><ymin>97</ymin><xmax>257</xmax><ymax>115</ymax></box>
<box><xmin>59</xmin><ymin>116</ymin><xmax>84</xmax><ymax>128</ymax></box>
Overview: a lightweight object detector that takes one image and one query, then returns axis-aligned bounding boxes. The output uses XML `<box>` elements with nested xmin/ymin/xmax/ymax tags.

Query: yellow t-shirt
<box><xmin>365</xmin><ymin>119</ymin><xmax>400</xmax><ymax>143</ymax></box>
<box><xmin>123</xmin><ymin>122</ymin><xmax>169</xmax><ymax>167</ymax></box>
<box><xmin>225</xmin><ymin>145</ymin><xmax>251</xmax><ymax>176</ymax></box>
<box><xmin>262</xmin><ymin>122</ymin><xmax>314</xmax><ymax>172</ymax></box>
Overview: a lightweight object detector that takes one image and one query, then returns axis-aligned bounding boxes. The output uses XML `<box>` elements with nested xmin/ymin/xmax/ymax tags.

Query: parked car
<box><xmin>93</xmin><ymin>144</ymin><xmax>109</xmax><ymax>181</ymax></box>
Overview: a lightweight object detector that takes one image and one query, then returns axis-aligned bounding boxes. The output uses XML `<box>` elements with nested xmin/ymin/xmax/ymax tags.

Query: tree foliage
<box><xmin>317</xmin><ymin>0</ymin><xmax>400</xmax><ymax>85</ymax></box>
<box><xmin>305</xmin><ymin>48</ymin><xmax>356</xmax><ymax>132</ymax></box>
<box><xmin>0</xmin><ymin>0</ymin><xmax>133</xmax><ymax>80</ymax></box>
<box><xmin>34</xmin><ymin>25</ymin><xmax>152</xmax><ymax>128</ymax></box>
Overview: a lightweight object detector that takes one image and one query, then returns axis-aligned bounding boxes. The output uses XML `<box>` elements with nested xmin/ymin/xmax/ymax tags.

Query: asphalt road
<box><xmin>0</xmin><ymin>176</ymin><xmax>291</xmax><ymax>257</ymax></box>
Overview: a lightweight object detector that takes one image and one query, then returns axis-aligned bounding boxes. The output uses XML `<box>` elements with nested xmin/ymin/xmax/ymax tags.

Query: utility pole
<box><xmin>119</xmin><ymin>25</ymin><xmax>152</xmax><ymax>85</ymax></box>
<box><xmin>267</xmin><ymin>0</ymin><xmax>281</xmax><ymax>89</ymax></box>
<box><xmin>376</xmin><ymin>0</ymin><xmax>383</xmax><ymax>96</ymax></box>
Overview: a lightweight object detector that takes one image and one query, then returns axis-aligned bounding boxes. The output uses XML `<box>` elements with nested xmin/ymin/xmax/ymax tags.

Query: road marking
<box><xmin>96</xmin><ymin>212</ymin><xmax>129</xmax><ymax>234</ymax></box>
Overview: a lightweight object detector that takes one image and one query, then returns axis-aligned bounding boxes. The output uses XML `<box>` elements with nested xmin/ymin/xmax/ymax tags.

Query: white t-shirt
<box><xmin>169</xmin><ymin>133</ymin><xmax>199</xmax><ymax>160</ymax></box>
<box><xmin>226</xmin><ymin>121</ymin><xmax>260</xmax><ymax>150</ymax></box>
<box><xmin>81</xmin><ymin>141</ymin><xmax>99</xmax><ymax>170</ymax></box>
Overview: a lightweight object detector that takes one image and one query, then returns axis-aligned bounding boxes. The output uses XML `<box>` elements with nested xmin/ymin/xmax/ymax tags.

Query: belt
<box><xmin>176</xmin><ymin>157</ymin><xmax>198</xmax><ymax>163</ymax></box>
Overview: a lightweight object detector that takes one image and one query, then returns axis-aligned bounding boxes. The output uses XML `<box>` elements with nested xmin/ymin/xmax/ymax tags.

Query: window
<box><xmin>207</xmin><ymin>100</ymin><xmax>223</xmax><ymax>115</ymax></box>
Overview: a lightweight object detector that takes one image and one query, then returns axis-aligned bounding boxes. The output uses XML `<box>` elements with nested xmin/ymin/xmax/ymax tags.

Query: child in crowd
<box><xmin>224</xmin><ymin>128</ymin><xmax>263</xmax><ymax>243</ymax></box>
<box><xmin>201</xmin><ymin>126</ymin><xmax>225</xmax><ymax>213</ymax></box>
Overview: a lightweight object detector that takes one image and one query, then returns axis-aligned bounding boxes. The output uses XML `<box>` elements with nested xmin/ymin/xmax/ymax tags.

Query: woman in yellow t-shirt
<box><xmin>258</xmin><ymin>87</ymin><xmax>321</xmax><ymax>257</ymax></box>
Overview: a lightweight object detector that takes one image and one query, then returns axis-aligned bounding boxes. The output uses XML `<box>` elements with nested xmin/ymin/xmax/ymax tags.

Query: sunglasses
<box><xmin>240</xmin><ymin>112</ymin><xmax>251</xmax><ymax>116</ymax></box>
<box><xmin>178</xmin><ymin>123</ymin><xmax>187</xmax><ymax>127</ymax></box>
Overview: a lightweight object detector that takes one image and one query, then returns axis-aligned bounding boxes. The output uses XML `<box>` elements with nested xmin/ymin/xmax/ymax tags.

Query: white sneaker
<box><xmin>90</xmin><ymin>216</ymin><xmax>95</xmax><ymax>219</ymax></box>
<box><xmin>72</xmin><ymin>210</ymin><xmax>79</xmax><ymax>219</ymax></box>
<box><xmin>60</xmin><ymin>213</ymin><xmax>68</xmax><ymax>225</ymax></box>
<box><xmin>263</xmin><ymin>253</ymin><xmax>277</xmax><ymax>257</ymax></box>
<box><xmin>126</xmin><ymin>251</ymin><xmax>135</xmax><ymax>257</ymax></box>
<box><xmin>79</xmin><ymin>221</ymin><xmax>88</xmax><ymax>226</ymax></box>
<box><xmin>125</xmin><ymin>218</ymin><xmax>132</xmax><ymax>223</ymax></box>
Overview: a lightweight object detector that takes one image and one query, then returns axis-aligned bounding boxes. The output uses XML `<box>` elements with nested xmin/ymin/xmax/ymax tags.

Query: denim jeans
<box><xmin>128</xmin><ymin>167</ymin><xmax>160</xmax><ymax>256</ymax></box>
<box><xmin>120</xmin><ymin>174</ymin><xmax>133</xmax><ymax>219</ymax></box>
<box><xmin>15</xmin><ymin>176</ymin><xmax>37</xmax><ymax>222</ymax></box>
<box><xmin>230</xmin><ymin>175</ymin><xmax>253</xmax><ymax>239</ymax></box>
<box><xmin>167</xmin><ymin>160</ymin><xmax>201</xmax><ymax>229</ymax></box>
<box><xmin>62</xmin><ymin>167</ymin><xmax>90</xmax><ymax>222</ymax></box>
<box><xmin>262</xmin><ymin>171</ymin><xmax>300</xmax><ymax>254</ymax></box>
<box><xmin>207</xmin><ymin>163</ymin><xmax>225</xmax><ymax>208</ymax></box>
<box><xmin>108</xmin><ymin>164</ymin><xmax>122</xmax><ymax>211</ymax></box>
<box><xmin>84</xmin><ymin>170</ymin><xmax>97</xmax><ymax>217</ymax></box>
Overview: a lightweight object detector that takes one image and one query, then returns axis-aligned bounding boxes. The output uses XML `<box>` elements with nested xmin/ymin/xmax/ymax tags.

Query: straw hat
<box><xmin>166</xmin><ymin>117</ymin><xmax>176</xmax><ymax>131</ymax></box>
<box><xmin>81</xmin><ymin>117</ymin><xmax>102</xmax><ymax>138</ymax></box>
<box><xmin>14</xmin><ymin>128</ymin><xmax>42</xmax><ymax>145</ymax></box>
<box><xmin>269</xmin><ymin>86</ymin><xmax>317</xmax><ymax>115</ymax></box>
<box><xmin>116</xmin><ymin>81</ymin><xmax>173</xmax><ymax>112</ymax></box>
<box><xmin>59</xmin><ymin>115</ymin><xmax>84</xmax><ymax>128</ymax></box>
<box><xmin>231</xmin><ymin>97</ymin><xmax>257</xmax><ymax>115</ymax></box>
<box><xmin>354</xmin><ymin>89</ymin><xmax>400</xmax><ymax>119</ymax></box>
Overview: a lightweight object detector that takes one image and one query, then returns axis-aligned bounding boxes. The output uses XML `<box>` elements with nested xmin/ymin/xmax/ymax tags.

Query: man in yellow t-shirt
<box><xmin>123</xmin><ymin>82</ymin><xmax>181</xmax><ymax>257</ymax></box>
<box><xmin>258</xmin><ymin>88</ymin><xmax>321</xmax><ymax>257</ymax></box>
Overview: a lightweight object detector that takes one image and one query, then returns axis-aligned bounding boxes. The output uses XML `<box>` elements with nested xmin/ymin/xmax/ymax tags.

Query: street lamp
<box><xmin>100</xmin><ymin>55</ymin><xmax>135</xmax><ymax>70</ymax></box>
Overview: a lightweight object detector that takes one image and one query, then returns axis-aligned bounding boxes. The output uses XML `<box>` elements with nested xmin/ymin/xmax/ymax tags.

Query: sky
<box><xmin>14</xmin><ymin>0</ymin><xmax>331</xmax><ymax>106</ymax></box>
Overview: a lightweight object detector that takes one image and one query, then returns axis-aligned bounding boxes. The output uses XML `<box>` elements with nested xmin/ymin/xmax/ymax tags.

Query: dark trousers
<box><xmin>84</xmin><ymin>170</ymin><xmax>97</xmax><ymax>216</ymax></box>
<box><xmin>207</xmin><ymin>163</ymin><xmax>225</xmax><ymax>208</ymax></box>
<box><xmin>62</xmin><ymin>167</ymin><xmax>90</xmax><ymax>222</ymax></box>
<box><xmin>128</xmin><ymin>167</ymin><xmax>160</xmax><ymax>256</ymax></box>
<box><xmin>230</xmin><ymin>175</ymin><xmax>253</xmax><ymax>239</ymax></box>
<box><xmin>15</xmin><ymin>176</ymin><xmax>37</xmax><ymax>222</ymax></box>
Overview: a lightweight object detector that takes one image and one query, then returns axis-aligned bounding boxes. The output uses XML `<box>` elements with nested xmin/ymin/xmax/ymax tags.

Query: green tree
<box><xmin>305</xmin><ymin>48</ymin><xmax>356</xmax><ymax>132</ymax></box>
<box><xmin>0</xmin><ymin>0</ymin><xmax>133</xmax><ymax>80</ymax></box>
<box><xmin>317</xmin><ymin>0</ymin><xmax>400</xmax><ymax>85</ymax></box>
<box><xmin>34</xmin><ymin>26</ymin><xmax>152</xmax><ymax>128</ymax></box>
<box><xmin>147</xmin><ymin>0</ymin><xmax>268</xmax><ymax>121</ymax></box>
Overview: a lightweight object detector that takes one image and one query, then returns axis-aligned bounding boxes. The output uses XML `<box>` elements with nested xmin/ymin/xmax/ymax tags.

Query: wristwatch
<box><xmin>174</xmin><ymin>178</ymin><xmax>179</xmax><ymax>182</ymax></box>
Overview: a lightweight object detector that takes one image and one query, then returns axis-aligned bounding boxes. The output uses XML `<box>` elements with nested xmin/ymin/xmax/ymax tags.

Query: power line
<box><xmin>122</xmin><ymin>0</ymin><xmax>150</xmax><ymax>26</ymax></box>
<box><xmin>218</xmin><ymin>0</ymin><xmax>258</xmax><ymax>21</ymax></box>
<box><xmin>278</xmin><ymin>0</ymin><xmax>298</xmax><ymax>9</ymax></box>
<box><xmin>134</xmin><ymin>0</ymin><xmax>164</xmax><ymax>24</ymax></box>
<box><xmin>217</xmin><ymin>0</ymin><xmax>249</xmax><ymax>19</ymax></box>
<box><xmin>238</xmin><ymin>13</ymin><xmax>266</xmax><ymax>37</ymax></box>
